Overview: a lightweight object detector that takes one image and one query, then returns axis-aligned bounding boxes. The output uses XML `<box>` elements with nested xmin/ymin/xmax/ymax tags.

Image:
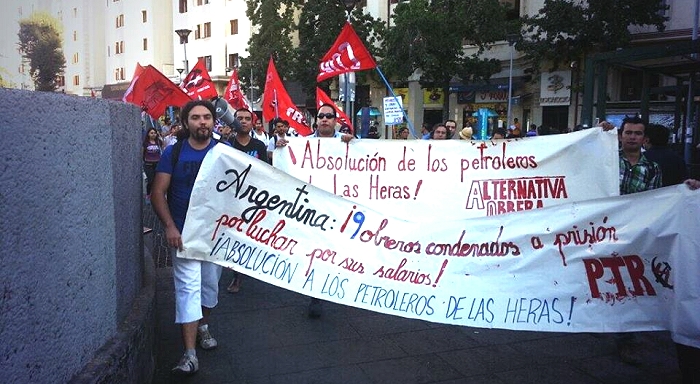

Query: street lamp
<box><xmin>175</xmin><ymin>29</ymin><xmax>192</xmax><ymax>73</ymax></box>
<box><xmin>506</xmin><ymin>33</ymin><xmax>519</xmax><ymax>132</ymax></box>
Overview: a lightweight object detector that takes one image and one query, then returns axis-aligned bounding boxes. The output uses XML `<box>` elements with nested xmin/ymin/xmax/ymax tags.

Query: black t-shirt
<box><xmin>229</xmin><ymin>136</ymin><xmax>271</xmax><ymax>164</ymax></box>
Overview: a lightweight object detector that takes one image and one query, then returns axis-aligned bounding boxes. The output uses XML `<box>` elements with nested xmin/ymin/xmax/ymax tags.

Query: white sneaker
<box><xmin>171</xmin><ymin>353</ymin><xmax>198</xmax><ymax>375</ymax></box>
<box><xmin>197</xmin><ymin>324</ymin><xmax>218</xmax><ymax>350</ymax></box>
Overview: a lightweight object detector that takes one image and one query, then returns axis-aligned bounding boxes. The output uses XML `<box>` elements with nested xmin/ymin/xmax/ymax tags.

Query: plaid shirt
<box><xmin>619</xmin><ymin>151</ymin><xmax>662</xmax><ymax>195</ymax></box>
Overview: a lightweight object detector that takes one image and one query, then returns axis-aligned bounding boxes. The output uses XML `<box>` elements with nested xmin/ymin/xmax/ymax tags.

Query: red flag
<box><xmin>316</xmin><ymin>87</ymin><xmax>352</xmax><ymax>133</ymax></box>
<box><xmin>122</xmin><ymin>63</ymin><xmax>145</xmax><ymax>103</ymax></box>
<box><xmin>181</xmin><ymin>58</ymin><xmax>219</xmax><ymax>100</ymax></box>
<box><xmin>223</xmin><ymin>67</ymin><xmax>251</xmax><ymax>110</ymax></box>
<box><xmin>122</xmin><ymin>65</ymin><xmax>192</xmax><ymax>119</ymax></box>
<box><xmin>262</xmin><ymin>57</ymin><xmax>312</xmax><ymax>136</ymax></box>
<box><xmin>317</xmin><ymin>21</ymin><xmax>377</xmax><ymax>82</ymax></box>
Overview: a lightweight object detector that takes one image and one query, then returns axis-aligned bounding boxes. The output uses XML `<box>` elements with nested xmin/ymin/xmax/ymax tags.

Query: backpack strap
<box><xmin>170</xmin><ymin>139</ymin><xmax>185</xmax><ymax>169</ymax></box>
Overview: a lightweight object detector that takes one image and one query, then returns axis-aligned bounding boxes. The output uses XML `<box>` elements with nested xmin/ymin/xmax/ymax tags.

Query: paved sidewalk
<box><xmin>144</xmin><ymin>205</ymin><xmax>683</xmax><ymax>384</ymax></box>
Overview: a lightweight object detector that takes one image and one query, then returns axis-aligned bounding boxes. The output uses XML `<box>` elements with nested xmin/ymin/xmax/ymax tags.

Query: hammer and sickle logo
<box><xmin>651</xmin><ymin>257</ymin><xmax>673</xmax><ymax>289</ymax></box>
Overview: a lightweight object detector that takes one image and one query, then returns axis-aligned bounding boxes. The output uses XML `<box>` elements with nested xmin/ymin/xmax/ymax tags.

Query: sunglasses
<box><xmin>317</xmin><ymin>113</ymin><xmax>336</xmax><ymax>119</ymax></box>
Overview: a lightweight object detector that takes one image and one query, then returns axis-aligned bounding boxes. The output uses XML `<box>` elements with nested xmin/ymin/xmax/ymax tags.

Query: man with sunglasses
<box><xmin>313</xmin><ymin>103</ymin><xmax>354</xmax><ymax>143</ymax></box>
<box><xmin>309</xmin><ymin>103</ymin><xmax>353</xmax><ymax>317</ymax></box>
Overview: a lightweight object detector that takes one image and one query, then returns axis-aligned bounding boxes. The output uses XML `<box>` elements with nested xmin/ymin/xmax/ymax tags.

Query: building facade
<box><xmin>1</xmin><ymin>0</ymin><xmax>696</xmax><ymax>136</ymax></box>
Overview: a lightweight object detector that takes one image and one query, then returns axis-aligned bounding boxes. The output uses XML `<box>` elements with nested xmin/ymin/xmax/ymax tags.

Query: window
<box><xmin>73</xmin><ymin>75</ymin><xmax>80</xmax><ymax>86</ymax></box>
<box><xmin>203</xmin><ymin>22</ymin><xmax>211</xmax><ymax>38</ymax></box>
<box><xmin>73</xmin><ymin>31</ymin><xmax>77</xmax><ymax>41</ymax></box>
<box><xmin>194</xmin><ymin>24</ymin><xmax>201</xmax><ymax>39</ymax></box>
<box><xmin>73</xmin><ymin>8</ymin><xmax>77</xmax><ymax>17</ymax></box>
<box><xmin>179</xmin><ymin>0</ymin><xmax>187</xmax><ymax>13</ymax></box>
<box><xmin>143</xmin><ymin>38</ymin><xmax>148</xmax><ymax>50</ymax></box>
<box><xmin>142</xmin><ymin>10</ymin><xmax>147</xmax><ymax>22</ymax></box>
<box><xmin>228</xmin><ymin>53</ymin><xmax>239</xmax><ymax>69</ymax></box>
<box><xmin>116</xmin><ymin>14</ymin><xmax>124</xmax><ymax>28</ymax></box>
<box><xmin>120</xmin><ymin>41</ymin><xmax>124</xmax><ymax>53</ymax></box>
<box><xmin>115</xmin><ymin>41</ymin><xmax>124</xmax><ymax>54</ymax></box>
<box><xmin>200</xmin><ymin>55</ymin><xmax>212</xmax><ymax>71</ymax></box>
<box><xmin>196</xmin><ymin>0</ymin><xmax>209</xmax><ymax>4</ymax></box>
<box><xmin>230</xmin><ymin>19</ymin><xmax>238</xmax><ymax>35</ymax></box>
<box><xmin>57</xmin><ymin>76</ymin><xmax>65</xmax><ymax>87</ymax></box>
<box><xmin>72</xmin><ymin>52</ymin><xmax>79</xmax><ymax>64</ymax></box>
<box><xmin>115</xmin><ymin>67</ymin><xmax>125</xmax><ymax>81</ymax></box>
<box><xmin>501</xmin><ymin>0</ymin><xmax>520</xmax><ymax>21</ymax></box>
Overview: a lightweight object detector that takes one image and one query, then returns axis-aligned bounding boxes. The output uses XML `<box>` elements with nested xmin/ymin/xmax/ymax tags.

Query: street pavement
<box><xmin>144</xmin><ymin>203</ymin><xmax>683</xmax><ymax>384</ymax></box>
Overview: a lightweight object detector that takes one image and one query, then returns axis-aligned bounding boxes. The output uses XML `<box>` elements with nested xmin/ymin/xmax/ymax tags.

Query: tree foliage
<box><xmin>242</xmin><ymin>0</ymin><xmax>297</xmax><ymax>101</ymax></box>
<box><xmin>293</xmin><ymin>1</ymin><xmax>385</xmax><ymax>99</ymax></box>
<box><xmin>519</xmin><ymin>0</ymin><xmax>668</xmax><ymax>73</ymax></box>
<box><xmin>382</xmin><ymin>0</ymin><xmax>511</xmax><ymax>118</ymax></box>
<box><xmin>17</xmin><ymin>12</ymin><xmax>66</xmax><ymax>91</ymax></box>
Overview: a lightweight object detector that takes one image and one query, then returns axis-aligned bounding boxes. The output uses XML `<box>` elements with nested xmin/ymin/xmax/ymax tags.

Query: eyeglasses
<box><xmin>317</xmin><ymin>113</ymin><xmax>336</xmax><ymax>119</ymax></box>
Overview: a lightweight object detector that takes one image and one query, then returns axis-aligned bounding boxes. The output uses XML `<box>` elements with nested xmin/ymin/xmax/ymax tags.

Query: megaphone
<box><xmin>213</xmin><ymin>97</ymin><xmax>242</xmax><ymax>132</ymax></box>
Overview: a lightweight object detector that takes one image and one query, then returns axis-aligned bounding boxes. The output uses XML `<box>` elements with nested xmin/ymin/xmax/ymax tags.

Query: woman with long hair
<box><xmin>143</xmin><ymin>127</ymin><xmax>164</xmax><ymax>199</ymax></box>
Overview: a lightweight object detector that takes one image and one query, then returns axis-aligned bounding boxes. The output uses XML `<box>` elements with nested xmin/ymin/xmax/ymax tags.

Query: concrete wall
<box><xmin>0</xmin><ymin>89</ymin><xmax>151</xmax><ymax>383</ymax></box>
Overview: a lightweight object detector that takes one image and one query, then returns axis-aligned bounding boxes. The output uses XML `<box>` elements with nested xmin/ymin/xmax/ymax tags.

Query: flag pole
<box><xmin>375</xmin><ymin>66</ymin><xmax>417</xmax><ymax>138</ymax></box>
<box><xmin>273</xmin><ymin>89</ymin><xmax>279</xmax><ymax>119</ymax></box>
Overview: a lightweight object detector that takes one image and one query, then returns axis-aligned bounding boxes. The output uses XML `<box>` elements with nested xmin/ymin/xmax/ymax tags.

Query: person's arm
<box><xmin>151</xmin><ymin>172</ymin><xmax>183</xmax><ymax>250</ymax></box>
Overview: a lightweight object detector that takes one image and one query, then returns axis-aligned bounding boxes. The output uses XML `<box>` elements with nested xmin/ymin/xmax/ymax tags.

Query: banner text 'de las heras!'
<box><xmin>180</xmin><ymin>143</ymin><xmax>700</xmax><ymax>343</ymax></box>
<box><xmin>273</xmin><ymin>128</ymin><xmax>620</xmax><ymax>221</ymax></box>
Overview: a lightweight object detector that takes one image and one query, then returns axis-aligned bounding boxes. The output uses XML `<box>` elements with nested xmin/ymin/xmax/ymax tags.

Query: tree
<box><xmin>382</xmin><ymin>0</ymin><xmax>510</xmax><ymax>120</ymax></box>
<box><xmin>0</xmin><ymin>68</ymin><xmax>15</xmax><ymax>88</ymax></box>
<box><xmin>293</xmin><ymin>1</ymin><xmax>385</xmax><ymax>101</ymax></box>
<box><xmin>17</xmin><ymin>12</ymin><xmax>66</xmax><ymax>92</ymax></box>
<box><xmin>519</xmin><ymin>0</ymin><xmax>668</xmax><ymax>74</ymax></box>
<box><xmin>242</xmin><ymin>0</ymin><xmax>298</xmax><ymax>102</ymax></box>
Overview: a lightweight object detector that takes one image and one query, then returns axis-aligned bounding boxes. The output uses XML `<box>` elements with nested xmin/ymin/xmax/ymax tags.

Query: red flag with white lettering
<box><xmin>181</xmin><ymin>58</ymin><xmax>219</xmax><ymax>100</ymax></box>
<box><xmin>223</xmin><ymin>67</ymin><xmax>251</xmax><ymax>111</ymax></box>
<box><xmin>122</xmin><ymin>65</ymin><xmax>192</xmax><ymax>119</ymax></box>
<box><xmin>317</xmin><ymin>21</ymin><xmax>377</xmax><ymax>82</ymax></box>
<box><xmin>316</xmin><ymin>87</ymin><xmax>352</xmax><ymax>133</ymax></box>
<box><xmin>263</xmin><ymin>57</ymin><xmax>312</xmax><ymax>136</ymax></box>
<box><xmin>122</xmin><ymin>63</ymin><xmax>145</xmax><ymax>103</ymax></box>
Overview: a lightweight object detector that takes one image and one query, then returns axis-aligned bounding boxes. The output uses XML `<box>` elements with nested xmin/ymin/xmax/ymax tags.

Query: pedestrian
<box><xmin>491</xmin><ymin>127</ymin><xmax>507</xmax><ymax>139</ymax></box>
<box><xmin>444</xmin><ymin>119</ymin><xmax>457</xmax><ymax>139</ymax></box>
<box><xmin>151</xmin><ymin>100</ymin><xmax>225</xmax><ymax>376</ymax></box>
<box><xmin>526</xmin><ymin>124</ymin><xmax>538</xmax><ymax>137</ymax></box>
<box><xmin>224</xmin><ymin>108</ymin><xmax>270</xmax><ymax>294</ymax></box>
<box><xmin>275</xmin><ymin>103</ymin><xmax>353</xmax><ymax>318</ymax></box>
<box><xmin>617</xmin><ymin>115</ymin><xmax>661</xmax><ymax>195</ymax></box>
<box><xmin>267</xmin><ymin>118</ymin><xmax>290</xmax><ymax>164</ymax></box>
<box><xmin>143</xmin><ymin>127</ymin><xmax>163</xmax><ymax>200</ymax></box>
<box><xmin>458</xmin><ymin>127</ymin><xmax>473</xmax><ymax>140</ymax></box>
<box><xmin>643</xmin><ymin>124</ymin><xmax>687</xmax><ymax>187</ymax></box>
<box><xmin>397</xmin><ymin>127</ymin><xmax>409</xmax><ymax>140</ymax></box>
<box><xmin>421</xmin><ymin>122</ymin><xmax>432</xmax><ymax>140</ymax></box>
<box><xmin>430</xmin><ymin>123</ymin><xmax>448</xmax><ymax>140</ymax></box>
<box><xmin>251</xmin><ymin>118</ymin><xmax>269</xmax><ymax>143</ymax></box>
<box><xmin>228</xmin><ymin>108</ymin><xmax>270</xmax><ymax>164</ymax></box>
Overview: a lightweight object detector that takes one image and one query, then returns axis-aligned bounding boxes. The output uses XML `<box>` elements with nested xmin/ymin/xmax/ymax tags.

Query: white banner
<box><xmin>273</xmin><ymin>128</ymin><xmax>619</xmax><ymax>220</ymax></box>
<box><xmin>180</xmin><ymin>144</ymin><xmax>700</xmax><ymax>344</ymax></box>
